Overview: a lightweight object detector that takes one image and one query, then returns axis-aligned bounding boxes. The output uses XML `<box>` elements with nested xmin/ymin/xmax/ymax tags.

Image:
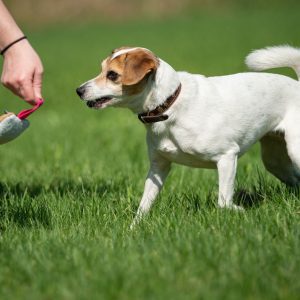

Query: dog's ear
<box><xmin>122</xmin><ymin>49</ymin><xmax>159</xmax><ymax>86</ymax></box>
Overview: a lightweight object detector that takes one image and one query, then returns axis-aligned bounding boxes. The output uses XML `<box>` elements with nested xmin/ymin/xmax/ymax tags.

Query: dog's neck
<box><xmin>126</xmin><ymin>59</ymin><xmax>181</xmax><ymax>114</ymax></box>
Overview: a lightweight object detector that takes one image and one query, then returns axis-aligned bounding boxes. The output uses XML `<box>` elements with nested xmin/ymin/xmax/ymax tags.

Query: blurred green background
<box><xmin>0</xmin><ymin>1</ymin><xmax>299</xmax><ymax>299</ymax></box>
<box><xmin>4</xmin><ymin>0</ymin><xmax>300</xmax><ymax>27</ymax></box>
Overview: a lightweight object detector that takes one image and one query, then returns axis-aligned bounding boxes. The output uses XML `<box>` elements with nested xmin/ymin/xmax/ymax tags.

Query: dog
<box><xmin>76</xmin><ymin>45</ymin><xmax>300</xmax><ymax>226</ymax></box>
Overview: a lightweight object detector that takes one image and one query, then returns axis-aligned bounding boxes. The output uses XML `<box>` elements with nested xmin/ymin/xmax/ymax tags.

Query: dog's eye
<box><xmin>107</xmin><ymin>70</ymin><xmax>119</xmax><ymax>81</ymax></box>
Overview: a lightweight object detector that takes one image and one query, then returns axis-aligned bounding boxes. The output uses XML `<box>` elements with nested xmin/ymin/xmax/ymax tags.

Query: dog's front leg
<box><xmin>217</xmin><ymin>153</ymin><xmax>242</xmax><ymax>210</ymax></box>
<box><xmin>130</xmin><ymin>157</ymin><xmax>171</xmax><ymax>228</ymax></box>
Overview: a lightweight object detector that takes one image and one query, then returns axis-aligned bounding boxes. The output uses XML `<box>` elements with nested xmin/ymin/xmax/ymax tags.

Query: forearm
<box><xmin>0</xmin><ymin>1</ymin><xmax>43</xmax><ymax>103</ymax></box>
<box><xmin>0</xmin><ymin>0</ymin><xmax>24</xmax><ymax>49</ymax></box>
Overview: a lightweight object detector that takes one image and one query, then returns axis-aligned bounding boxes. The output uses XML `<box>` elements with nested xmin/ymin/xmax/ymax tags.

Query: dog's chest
<box><xmin>148</xmin><ymin>129</ymin><xmax>216</xmax><ymax>169</ymax></box>
<box><xmin>156</xmin><ymin>138</ymin><xmax>178</xmax><ymax>155</ymax></box>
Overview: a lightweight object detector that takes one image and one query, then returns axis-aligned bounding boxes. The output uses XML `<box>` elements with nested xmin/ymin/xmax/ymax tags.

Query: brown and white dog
<box><xmin>77</xmin><ymin>46</ymin><xmax>300</xmax><ymax>227</ymax></box>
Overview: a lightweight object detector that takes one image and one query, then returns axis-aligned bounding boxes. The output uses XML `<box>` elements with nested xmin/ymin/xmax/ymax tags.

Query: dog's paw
<box><xmin>129</xmin><ymin>221</ymin><xmax>136</xmax><ymax>231</ymax></box>
<box><xmin>129</xmin><ymin>216</ymin><xmax>141</xmax><ymax>230</ymax></box>
<box><xmin>230</xmin><ymin>204</ymin><xmax>244</xmax><ymax>211</ymax></box>
<box><xmin>218</xmin><ymin>203</ymin><xmax>244</xmax><ymax>211</ymax></box>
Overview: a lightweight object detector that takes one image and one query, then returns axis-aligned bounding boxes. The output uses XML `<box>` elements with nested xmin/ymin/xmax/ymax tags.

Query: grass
<box><xmin>0</xmin><ymin>7</ymin><xmax>300</xmax><ymax>300</ymax></box>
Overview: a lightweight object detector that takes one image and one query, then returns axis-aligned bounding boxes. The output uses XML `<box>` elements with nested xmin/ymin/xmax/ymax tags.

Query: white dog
<box><xmin>76</xmin><ymin>45</ymin><xmax>300</xmax><ymax>225</ymax></box>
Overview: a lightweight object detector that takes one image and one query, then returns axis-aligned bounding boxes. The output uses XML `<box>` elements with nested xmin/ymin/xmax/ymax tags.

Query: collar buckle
<box><xmin>137</xmin><ymin>83</ymin><xmax>181</xmax><ymax>124</ymax></box>
<box><xmin>138</xmin><ymin>114</ymin><xmax>168</xmax><ymax>124</ymax></box>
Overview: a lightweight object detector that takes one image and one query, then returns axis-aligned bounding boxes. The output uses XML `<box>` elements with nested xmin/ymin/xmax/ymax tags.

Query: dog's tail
<box><xmin>245</xmin><ymin>45</ymin><xmax>300</xmax><ymax>80</ymax></box>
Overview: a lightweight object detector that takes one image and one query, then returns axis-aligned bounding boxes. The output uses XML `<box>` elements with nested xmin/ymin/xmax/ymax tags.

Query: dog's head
<box><xmin>76</xmin><ymin>47</ymin><xmax>159</xmax><ymax>109</ymax></box>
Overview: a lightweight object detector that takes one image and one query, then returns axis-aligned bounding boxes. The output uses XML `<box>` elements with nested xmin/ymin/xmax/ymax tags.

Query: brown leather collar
<box><xmin>138</xmin><ymin>83</ymin><xmax>182</xmax><ymax>124</ymax></box>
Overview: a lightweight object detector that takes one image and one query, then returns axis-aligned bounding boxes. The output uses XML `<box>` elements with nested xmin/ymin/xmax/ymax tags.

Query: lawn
<box><xmin>0</xmin><ymin>7</ymin><xmax>299</xmax><ymax>300</ymax></box>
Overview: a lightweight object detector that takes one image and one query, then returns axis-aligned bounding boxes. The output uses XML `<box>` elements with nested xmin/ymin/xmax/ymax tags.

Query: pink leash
<box><xmin>17</xmin><ymin>98</ymin><xmax>44</xmax><ymax>120</ymax></box>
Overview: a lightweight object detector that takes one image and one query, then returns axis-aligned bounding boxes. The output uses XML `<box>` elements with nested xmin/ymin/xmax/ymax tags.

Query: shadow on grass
<box><xmin>0</xmin><ymin>199</ymin><xmax>52</xmax><ymax>230</ymax></box>
<box><xmin>172</xmin><ymin>182</ymin><xmax>299</xmax><ymax>213</ymax></box>
<box><xmin>235</xmin><ymin>185</ymin><xmax>299</xmax><ymax>208</ymax></box>
<box><xmin>177</xmin><ymin>188</ymin><xmax>265</xmax><ymax>212</ymax></box>
<box><xmin>235</xmin><ymin>189</ymin><xmax>265</xmax><ymax>208</ymax></box>
<box><xmin>0</xmin><ymin>178</ymin><xmax>129</xmax><ymax>230</ymax></box>
<box><xmin>0</xmin><ymin>177</ymin><xmax>127</xmax><ymax>199</ymax></box>
<box><xmin>1</xmin><ymin>177</ymin><xmax>298</xmax><ymax>229</ymax></box>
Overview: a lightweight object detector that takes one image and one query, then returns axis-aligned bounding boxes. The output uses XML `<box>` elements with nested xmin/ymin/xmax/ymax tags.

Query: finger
<box><xmin>33</xmin><ymin>68</ymin><xmax>43</xmax><ymax>100</ymax></box>
<box><xmin>19</xmin><ymin>80</ymin><xmax>36</xmax><ymax>105</ymax></box>
<box><xmin>3</xmin><ymin>80</ymin><xmax>24</xmax><ymax>99</ymax></box>
<box><xmin>2</xmin><ymin>75</ymin><xmax>36</xmax><ymax>105</ymax></box>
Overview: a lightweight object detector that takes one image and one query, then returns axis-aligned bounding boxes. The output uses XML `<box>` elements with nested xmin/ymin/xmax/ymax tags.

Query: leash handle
<box><xmin>17</xmin><ymin>98</ymin><xmax>44</xmax><ymax>120</ymax></box>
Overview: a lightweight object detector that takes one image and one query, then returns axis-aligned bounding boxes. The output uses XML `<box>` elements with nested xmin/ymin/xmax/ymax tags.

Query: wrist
<box><xmin>1</xmin><ymin>36</ymin><xmax>28</xmax><ymax>56</ymax></box>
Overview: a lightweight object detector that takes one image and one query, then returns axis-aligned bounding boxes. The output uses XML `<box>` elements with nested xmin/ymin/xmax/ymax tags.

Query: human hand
<box><xmin>1</xmin><ymin>39</ymin><xmax>43</xmax><ymax>105</ymax></box>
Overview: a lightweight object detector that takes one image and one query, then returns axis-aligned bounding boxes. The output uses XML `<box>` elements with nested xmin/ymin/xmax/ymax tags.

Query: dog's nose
<box><xmin>76</xmin><ymin>86</ymin><xmax>85</xmax><ymax>97</ymax></box>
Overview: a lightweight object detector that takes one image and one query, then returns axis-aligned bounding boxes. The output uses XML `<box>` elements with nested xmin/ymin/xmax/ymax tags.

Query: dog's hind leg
<box><xmin>284</xmin><ymin>114</ymin><xmax>300</xmax><ymax>186</ymax></box>
<box><xmin>130</xmin><ymin>156</ymin><xmax>171</xmax><ymax>229</ymax></box>
<box><xmin>260</xmin><ymin>130</ymin><xmax>300</xmax><ymax>186</ymax></box>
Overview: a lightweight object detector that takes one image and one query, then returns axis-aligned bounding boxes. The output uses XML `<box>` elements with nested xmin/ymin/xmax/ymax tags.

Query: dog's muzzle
<box><xmin>76</xmin><ymin>85</ymin><xmax>113</xmax><ymax>109</ymax></box>
<box><xmin>86</xmin><ymin>97</ymin><xmax>112</xmax><ymax>108</ymax></box>
<box><xmin>76</xmin><ymin>86</ymin><xmax>85</xmax><ymax>98</ymax></box>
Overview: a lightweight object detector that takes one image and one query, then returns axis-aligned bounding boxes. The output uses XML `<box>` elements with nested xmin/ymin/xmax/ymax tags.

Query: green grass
<box><xmin>0</xmin><ymin>7</ymin><xmax>300</xmax><ymax>300</ymax></box>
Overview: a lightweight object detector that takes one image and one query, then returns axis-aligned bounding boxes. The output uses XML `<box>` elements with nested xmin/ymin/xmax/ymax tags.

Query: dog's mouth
<box><xmin>86</xmin><ymin>97</ymin><xmax>113</xmax><ymax>109</ymax></box>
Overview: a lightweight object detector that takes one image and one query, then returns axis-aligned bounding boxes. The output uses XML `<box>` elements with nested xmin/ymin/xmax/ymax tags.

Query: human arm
<box><xmin>0</xmin><ymin>0</ymin><xmax>43</xmax><ymax>105</ymax></box>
